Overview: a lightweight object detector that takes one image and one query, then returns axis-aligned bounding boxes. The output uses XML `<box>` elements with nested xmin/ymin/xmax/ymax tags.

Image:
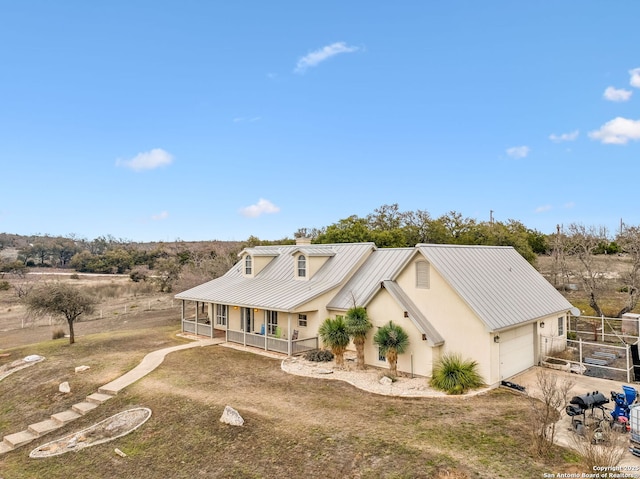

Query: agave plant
<box><xmin>430</xmin><ymin>353</ymin><xmax>484</xmax><ymax>395</ymax></box>
<box><xmin>373</xmin><ymin>321</ymin><xmax>409</xmax><ymax>376</ymax></box>
<box><xmin>318</xmin><ymin>315</ymin><xmax>350</xmax><ymax>368</ymax></box>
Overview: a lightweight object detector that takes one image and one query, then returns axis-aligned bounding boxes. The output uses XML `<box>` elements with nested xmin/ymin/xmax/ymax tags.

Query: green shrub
<box><xmin>304</xmin><ymin>349</ymin><xmax>334</xmax><ymax>362</ymax></box>
<box><xmin>52</xmin><ymin>328</ymin><xmax>66</xmax><ymax>340</ymax></box>
<box><xmin>567</xmin><ymin>331</ymin><xmax>577</xmax><ymax>340</ymax></box>
<box><xmin>0</xmin><ymin>281</ymin><xmax>10</xmax><ymax>291</ymax></box>
<box><xmin>430</xmin><ymin>353</ymin><xmax>485</xmax><ymax>395</ymax></box>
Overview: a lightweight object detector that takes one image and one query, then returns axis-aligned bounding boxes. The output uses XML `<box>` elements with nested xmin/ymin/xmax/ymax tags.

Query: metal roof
<box><xmin>290</xmin><ymin>246</ymin><xmax>337</xmax><ymax>257</ymax></box>
<box><xmin>416</xmin><ymin>244</ymin><xmax>574</xmax><ymax>331</ymax></box>
<box><xmin>327</xmin><ymin>248</ymin><xmax>415</xmax><ymax>310</ymax></box>
<box><xmin>381</xmin><ymin>280</ymin><xmax>445</xmax><ymax>346</ymax></box>
<box><xmin>175</xmin><ymin>243</ymin><xmax>376</xmax><ymax>311</ymax></box>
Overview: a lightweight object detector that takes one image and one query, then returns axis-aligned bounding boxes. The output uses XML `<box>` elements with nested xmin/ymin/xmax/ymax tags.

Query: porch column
<box><xmin>287</xmin><ymin>313</ymin><xmax>292</xmax><ymax>356</ymax></box>
<box><xmin>195</xmin><ymin>301</ymin><xmax>198</xmax><ymax>336</ymax></box>
<box><xmin>264</xmin><ymin>311</ymin><xmax>267</xmax><ymax>351</ymax></box>
<box><xmin>181</xmin><ymin>300</ymin><xmax>185</xmax><ymax>321</ymax></box>
<box><xmin>225</xmin><ymin>304</ymin><xmax>229</xmax><ymax>342</ymax></box>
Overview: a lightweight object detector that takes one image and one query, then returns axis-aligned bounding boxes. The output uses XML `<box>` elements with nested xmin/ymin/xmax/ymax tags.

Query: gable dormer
<box><xmin>291</xmin><ymin>242</ymin><xmax>336</xmax><ymax>280</ymax></box>
<box><xmin>238</xmin><ymin>247</ymin><xmax>280</xmax><ymax>277</ymax></box>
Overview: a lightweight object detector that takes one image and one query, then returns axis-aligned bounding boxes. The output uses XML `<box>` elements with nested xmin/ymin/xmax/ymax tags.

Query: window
<box><xmin>267</xmin><ymin>310</ymin><xmax>278</xmax><ymax>335</ymax></box>
<box><xmin>558</xmin><ymin>316</ymin><xmax>564</xmax><ymax>336</ymax></box>
<box><xmin>241</xmin><ymin>308</ymin><xmax>253</xmax><ymax>332</ymax></box>
<box><xmin>378</xmin><ymin>347</ymin><xmax>386</xmax><ymax>362</ymax></box>
<box><xmin>416</xmin><ymin>261</ymin><xmax>430</xmax><ymax>288</ymax></box>
<box><xmin>244</xmin><ymin>255</ymin><xmax>252</xmax><ymax>275</ymax></box>
<box><xmin>297</xmin><ymin>254</ymin><xmax>306</xmax><ymax>277</ymax></box>
<box><xmin>216</xmin><ymin>304</ymin><xmax>227</xmax><ymax>326</ymax></box>
<box><xmin>298</xmin><ymin>314</ymin><xmax>307</xmax><ymax>327</ymax></box>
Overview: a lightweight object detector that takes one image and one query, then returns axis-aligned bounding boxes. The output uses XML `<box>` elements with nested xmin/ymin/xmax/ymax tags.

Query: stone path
<box><xmin>0</xmin><ymin>336</ymin><xmax>222</xmax><ymax>455</ymax></box>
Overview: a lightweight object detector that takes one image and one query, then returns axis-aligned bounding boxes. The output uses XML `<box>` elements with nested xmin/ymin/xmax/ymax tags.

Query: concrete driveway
<box><xmin>510</xmin><ymin>367</ymin><xmax>640</xmax><ymax>467</ymax></box>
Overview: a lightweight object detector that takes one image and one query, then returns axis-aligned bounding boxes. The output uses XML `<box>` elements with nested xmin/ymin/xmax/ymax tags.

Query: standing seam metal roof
<box><xmin>416</xmin><ymin>244</ymin><xmax>573</xmax><ymax>331</ymax></box>
<box><xmin>175</xmin><ymin>243</ymin><xmax>376</xmax><ymax>311</ymax></box>
<box><xmin>327</xmin><ymin>248</ymin><xmax>415</xmax><ymax>310</ymax></box>
<box><xmin>381</xmin><ymin>280</ymin><xmax>445</xmax><ymax>346</ymax></box>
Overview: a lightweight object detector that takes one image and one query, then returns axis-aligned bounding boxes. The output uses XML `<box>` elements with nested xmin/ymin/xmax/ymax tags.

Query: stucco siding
<box><xmin>395</xmin><ymin>256</ymin><xmax>493</xmax><ymax>383</ymax></box>
<box><xmin>366</xmin><ymin>289</ymin><xmax>433</xmax><ymax>377</ymax></box>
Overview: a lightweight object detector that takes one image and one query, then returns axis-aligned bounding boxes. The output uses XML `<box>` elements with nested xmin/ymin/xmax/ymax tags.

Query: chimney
<box><xmin>296</xmin><ymin>237</ymin><xmax>312</xmax><ymax>246</ymax></box>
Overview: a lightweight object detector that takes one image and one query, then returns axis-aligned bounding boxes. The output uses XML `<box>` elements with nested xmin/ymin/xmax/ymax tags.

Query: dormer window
<box><xmin>297</xmin><ymin>255</ymin><xmax>307</xmax><ymax>277</ymax></box>
<box><xmin>245</xmin><ymin>255</ymin><xmax>252</xmax><ymax>275</ymax></box>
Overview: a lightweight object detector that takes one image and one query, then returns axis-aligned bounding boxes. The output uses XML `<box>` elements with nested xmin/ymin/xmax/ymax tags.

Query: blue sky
<box><xmin>2</xmin><ymin>1</ymin><xmax>639</xmax><ymax>242</ymax></box>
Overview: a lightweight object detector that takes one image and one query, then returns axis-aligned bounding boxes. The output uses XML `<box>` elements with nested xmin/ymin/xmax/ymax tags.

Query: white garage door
<box><xmin>499</xmin><ymin>324</ymin><xmax>535</xmax><ymax>380</ymax></box>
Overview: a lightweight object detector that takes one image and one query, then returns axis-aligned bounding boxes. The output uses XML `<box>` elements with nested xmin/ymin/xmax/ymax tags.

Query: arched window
<box><xmin>416</xmin><ymin>261</ymin><xmax>430</xmax><ymax>288</ymax></box>
<box><xmin>297</xmin><ymin>254</ymin><xmax>306</xmax><ymax>277</ymax></box>
<box><xmin>245</xmin><ymin>255</ymin><xmax>252</xmax><ymax>275</ymax></box>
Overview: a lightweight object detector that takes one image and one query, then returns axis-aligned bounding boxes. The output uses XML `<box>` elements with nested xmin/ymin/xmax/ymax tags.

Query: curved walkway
<box><xmin>0</xmin><ymin>336</ymin><xmax>222</xmax><ymax>455</ymax></box>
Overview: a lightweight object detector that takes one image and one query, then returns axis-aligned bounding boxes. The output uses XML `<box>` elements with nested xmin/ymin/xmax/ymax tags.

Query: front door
<box><xmin>241</xmin><ymin>308</ymin><xmax>253</xmax><ymax>333</ymax></box>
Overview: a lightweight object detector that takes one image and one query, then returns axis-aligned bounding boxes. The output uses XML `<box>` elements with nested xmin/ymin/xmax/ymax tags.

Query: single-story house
<box><xmin>175</xmin><ymin>238</ymin><xmax>574</xmax><ymax>386</ymax></box>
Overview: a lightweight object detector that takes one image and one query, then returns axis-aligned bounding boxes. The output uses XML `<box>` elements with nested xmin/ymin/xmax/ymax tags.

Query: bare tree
<box><xmin>24</xmin><ymin>283</ymin><xmax>95</xmax><ymax>344</ymax></box>
<box><xmin>570</xmin><ymin>421</ymin><xmax>626</xmax><ymax>469</ymax></box>
<box><xmin>563</xmin><ymin>224</ymin><xmax>609</xmax><ymax>317</ymax></box>
<box><xmin>616</xmin><ymin>225</ymin><xmax>640</xmax><ymax>317</ymax></box>
<box><xmin>527</xmin><ymin>369</ymin><xmax>575</xmax><ymax>457</ymax></box>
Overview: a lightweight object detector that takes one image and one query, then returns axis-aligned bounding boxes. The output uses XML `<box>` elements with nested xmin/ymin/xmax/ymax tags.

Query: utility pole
<box><xmin>489</xmin><ymin>210</ymin><xmax>494</xmax><ymax>225</ymax></box>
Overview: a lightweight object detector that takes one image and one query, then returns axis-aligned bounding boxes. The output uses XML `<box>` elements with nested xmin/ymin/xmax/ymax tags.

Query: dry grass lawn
<box><xmin>0</xmin><ymin>327</ymin><xmax>583</xmax><ymax>479</ymax></box>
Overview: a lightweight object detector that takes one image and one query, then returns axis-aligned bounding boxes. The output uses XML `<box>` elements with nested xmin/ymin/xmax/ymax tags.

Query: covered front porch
<box><xmin>180</xmin><ymin>300</ymin><xmax>318</xmax><ymax>356</ymax></box>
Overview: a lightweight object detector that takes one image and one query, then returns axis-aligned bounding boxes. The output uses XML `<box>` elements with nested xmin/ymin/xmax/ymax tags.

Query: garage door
<box><xmin>499</xmin><ymin>324</ymin><xmax>535</xmax><ymax>380</ymax></box>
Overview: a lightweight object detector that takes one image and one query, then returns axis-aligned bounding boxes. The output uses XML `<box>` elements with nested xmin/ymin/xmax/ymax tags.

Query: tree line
<box><xmin>2</xmin><ymin>205</ymin><xmax>640</xmax><ymax>317</ymax></box>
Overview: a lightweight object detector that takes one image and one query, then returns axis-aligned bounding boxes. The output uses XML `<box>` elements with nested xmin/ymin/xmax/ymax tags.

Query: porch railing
<box><xmin>182</xmin><ymin>319</ymin><xmax>212</xmax><ymax>338</ymax></box>
<box><xmin>226</xmin><ymin>329</ymin><xmax>317</xmax><ymax>356</ymax></box>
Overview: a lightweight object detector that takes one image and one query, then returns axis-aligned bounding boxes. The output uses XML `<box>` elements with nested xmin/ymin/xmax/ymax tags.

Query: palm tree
<box><xmin>345</xmin><ymin>306</ymin><xmax>372</xmax><ymax>370</ymax></box>
<box><xmin>318</xmin><ymin>315</ymin><xmax>350</xmax><ymax>368</ymax></box>
<box><xmin>373</xmin><ymin>321</ymin><xmax>409</xmax><ymax>376</ymax></box>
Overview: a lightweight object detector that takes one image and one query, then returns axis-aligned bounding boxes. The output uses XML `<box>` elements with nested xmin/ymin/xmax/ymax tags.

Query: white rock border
<box><xmin>0</xmin><ymin>356</ymin><xmax>45</xmax><ymax>383</ymax></box>
<box><xmin>29</xmin><ymin>407</ymin><xmax>152</xmax><ymax>458</ymax></box>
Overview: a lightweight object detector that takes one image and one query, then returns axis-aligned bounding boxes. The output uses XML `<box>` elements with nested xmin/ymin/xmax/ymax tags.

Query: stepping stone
<box><xmin>28</xmin><ymin>419</ymin><xmax>62</xmax><ymax>436</ymax></box>
<box><xmin>51</xmin><ymin>410</ymin><xmax>81</xmax><ymax>425</ymax></box>
<box><xmin>0</xmin><ymin>441</ymin><xmax>14</xmax><ymax>454</ymax></box>
<box><xmin>98</xmin><ymin>384</ymin><xmax>120</xmax><ymax>396</ymax></box>
<box><xmin>72</xmin><ymin>401</ymin><xmax>98</xmax><ymax>415</ymax></box>
<box><xmin>4</xmin><ymin>430</ymin><xmax>37</xmax><ymax>448</ymax></box>
<box><xmin>86</xmin><ymin>392</ymin><xmax>113</xmax><ymax>404</ymax></box>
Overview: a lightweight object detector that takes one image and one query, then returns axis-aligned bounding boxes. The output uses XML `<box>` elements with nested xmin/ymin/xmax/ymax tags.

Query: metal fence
<box><xmin>569</xmin><ymin>315</ymin><xmax>639</xmax><ymax>344</ymax></box>
<box><xmin>542</xmin><ymin>314</ymin><xmax>638</xmax><ymax>382</ymax></box>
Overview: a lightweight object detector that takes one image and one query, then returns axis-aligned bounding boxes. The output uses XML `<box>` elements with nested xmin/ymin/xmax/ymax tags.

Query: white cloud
<box><xmin>116</xmin><ymin>148</ymin><xmax>174</xmax><ymax>171</ymax></box>
<box><xmin>535</xmin><ymin>205</ymin><xmax>552</xmax><ymax>213</ymax></box>
<box><xmin>240</xmin><ymin>198</ymin><xmax>280</xmax><ymax>218</ymax></box>
<box><xmin>151</xmin><ymin>211</ymin><xmax>169</xmax><ymax>221</ymax></box>
<box><xmin>588</xmin><ymin>117</ymin><xmax>640</xmax><ymax>144</ymax></box>
<box><xmin>564</xmin><ymin>202</ymin><xmax>575</xmax><ymax>209</ymax></box>
<box><xmin>505</xmin><ymin>146</ymin><xmax>530</xmax><ymax>159</ymax></box>
<box><xmin>603</xmin><ymin>86</ymin><xmax>632</xmax><ymax>102</ymax></box>
<box><xmin>294</xmin><ymin>42</ymin><xmax>359</xmax><ymax>74</ymax></box>
<box><xmin>630</xmin><ymin>68</ymin><xmax>640</xmax><ymax>88</ymax></box>
<box><xmin>549</xmin><ymin>130</ymin><xmax>579</xmax><ymax>142</ymax></box>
